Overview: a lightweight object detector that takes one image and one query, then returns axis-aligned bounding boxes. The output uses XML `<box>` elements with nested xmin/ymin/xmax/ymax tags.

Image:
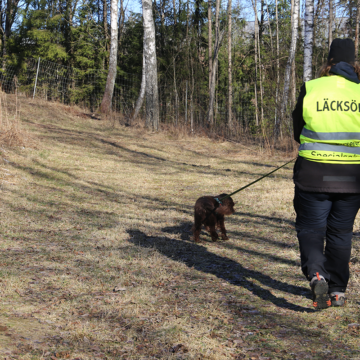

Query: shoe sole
<box><xmin>313</xmin><ymin>281</ymin><xmax>331</xmax><ymax>309</ymax></box>
<box><xmin>331</xmin><ymin>300</ymin><xmax>346</xmax><ymax>306</ymax></box>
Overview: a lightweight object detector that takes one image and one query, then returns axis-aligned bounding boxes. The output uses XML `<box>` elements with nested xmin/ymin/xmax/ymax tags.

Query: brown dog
<box><xmin>192</xmin><ymin>193</ymin><xmax>235</xmax><ymax>242</ymax></box>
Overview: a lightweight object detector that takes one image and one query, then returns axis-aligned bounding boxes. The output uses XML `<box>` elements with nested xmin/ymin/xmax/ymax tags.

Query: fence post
<box><xmin>33</xmin><ymin>57</ymin><xmax>40</xmax><ymax>99</ymax></box>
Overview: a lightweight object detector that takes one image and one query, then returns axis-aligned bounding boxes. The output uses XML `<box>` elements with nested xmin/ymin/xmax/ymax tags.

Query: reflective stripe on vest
<box><xmin>301</xmin><ymin>127</ymin><xmax>360</xmax><ymax>141</ymax></box>
<box><xmin>299</xmin><ymin>143</ymin><xmax>360</xmax><ymax>154</ymax></box>
<box><xmin>299</xmin><ymin>75</ymin><xmax>360</xmax><ymax>163</ymax></box>
<box><xmin>299</xmin><ymin>143</ymin><xmax>360</xmax><ymax>163</ymax></box>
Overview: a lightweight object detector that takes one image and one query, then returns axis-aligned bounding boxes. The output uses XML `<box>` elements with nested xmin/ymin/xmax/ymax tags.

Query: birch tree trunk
<box><xmin>132</xmin><ymin>52</ymin><xmax>146</xmax><ymax>122</ymax></box>
<box><xmin>303</xmin><ymin>0</ymin><xmax>314</xmax><ymax>82</ymax></box>
<box><xmin>265</xmin><ymin>0</ymin><xmax>273</xmax><ymax>55</ymax></box>
<box><xmin>355</xmin><ymin>0</ymin><xmax>360</xmax><ymax>60</ymax></box>
<box><xmin>227</xmin><ymin>0</ymin><xmax>232</xmax><ymax>130</ymax></box>
<box><xmin>276</xmin><ymin>0</ymin><xmax>299</xmax><ymax>138</ymax></box>
<box><xmin>290</xmin><ymin>0</ymin><xmax>295</xmax><ymax>106</ymax></box>
<box><xmin>142</xmin><ymin>0</ymin><xmax>159</xmax><ymax>130</ymax></box>
<box><xmin>100</xmin><ymin>0</ymin><xmax>118</xmax><ymax>114</ymax></box>
<box><xmin>329</xmin><ymin>0</ymin><xmax>333</xmax><ymax>50</ymax></box>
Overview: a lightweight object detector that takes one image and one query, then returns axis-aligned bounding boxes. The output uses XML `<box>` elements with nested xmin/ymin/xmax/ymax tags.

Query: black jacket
<box><xmin>293</xmin><ymin>62</ymin><xmax>360</xmax><ymax>193</ymax></box>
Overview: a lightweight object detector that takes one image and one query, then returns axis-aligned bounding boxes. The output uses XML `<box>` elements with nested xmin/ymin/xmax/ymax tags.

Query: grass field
<box><xmin>0</xmin><ymin>94</ymin><xmax>360</xmax><ymax>359</ymax></box>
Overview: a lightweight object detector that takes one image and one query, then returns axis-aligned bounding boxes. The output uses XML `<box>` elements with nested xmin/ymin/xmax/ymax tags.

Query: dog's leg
<box><xmin>208</xmin><ymin>224</ymin><xmax>219</xmax><ymax>242</ymax></box>
<box><xmin>192</xmin><ymin>218</ymin><xmax>202</xmax><ymax>243</ymax></box>
<box><xmin>193</xmin><ymin>228</ymin><xmax>201</xmax><ymax>242</ymax></box>
<box><xmin>218</xmin><ymin>216</ymin><xmax>229</xmax><ymax>240</ymax></box>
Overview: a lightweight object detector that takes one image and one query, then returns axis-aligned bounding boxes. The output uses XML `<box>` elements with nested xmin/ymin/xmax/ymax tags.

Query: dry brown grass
<box><xmin>0</xmin><ymin>91</ymin><xmax>28</xmax><ymax>148</ymax></box>
<box><xmin>0</xmin><ymin>96</ymin><xmax>360</xmax><ymax>359</ymax></box>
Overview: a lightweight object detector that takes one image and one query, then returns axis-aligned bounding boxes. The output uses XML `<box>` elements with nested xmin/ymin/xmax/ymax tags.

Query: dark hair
<box><xmin>318</xmin><ymin>58</ymin><xmax>360</xmax><ymax>80</ymax></box>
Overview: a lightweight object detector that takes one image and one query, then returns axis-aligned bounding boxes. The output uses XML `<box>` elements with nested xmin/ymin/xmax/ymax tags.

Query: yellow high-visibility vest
<box><xmin>299</xmin><ymin>75</ymin><xmax>360</xmax><ymax>163</ymax></box>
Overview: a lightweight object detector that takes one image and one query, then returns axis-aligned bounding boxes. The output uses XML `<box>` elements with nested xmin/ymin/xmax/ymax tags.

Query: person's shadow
<box><xmin>127</xmin><ymin>227</ymin><xmax>314</xmax><ymax>313</ymax></box>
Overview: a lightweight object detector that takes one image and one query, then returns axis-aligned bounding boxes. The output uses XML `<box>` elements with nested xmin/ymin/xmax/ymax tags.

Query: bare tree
<box><xmin>329</xmin><ymin>0</ymin><xmax>333</xmax><ymax>50</ymax></box>
<box><xmin>131</xmin><ymin>52</ymin><xmax>146</xmax><ymax>122</ymax></box>
<box><xmin>264</xmin><ymin>0</ymin><xmax>273</xmax><ymax>55</ymax></box>
<box><xmin>303</xmin><ymin>0</ymin><xmax>315</xmax><ymax>82</ymax></box>
<box><xmin>208</xmin><ymin>0</ymin><xmax>212</xmax><ymax>91</ymax></box>
<box><xmin>118</xmin><ymin>0</ymin><xmax>125</xmax><ymax>49</ymax></box>
<box><xmin>173</xmin><ymin>56</ymin><xmax>179</xmax><ymax>126</ymax></box>
<box><xmin>173</xmin><ymin>0</ymin><xmax>179</xmax><ymax>126</ymax></box>
<box><xmin>251</xmin><ymin>0</ymin><xmax>264</xmax><ymax>126</ymax></box>
<box><xmin>100</xmin><ymin>0</ymin><xmax>118</xmax><ymax>114</ymax></box>
<box><xmin>276</xmin><ymin>0</ymin><xmax>299</xmax><ymax>138</ymax></box>
<box><xmin>253</xmin><ymin>0</ymin><xmax>259</xmax><ymax>126</ymax></box>
<box><xmin>227</xmin><ymin>0</ymin><xmax>232</xmax><ymax>129</ymax></box>
<box><xmin>256</xmin><ymin>7</ymin><xmax>264</xmax><ymax>125</ymax></box>
<box><xmin>142</xmin><ymin>0</ymin><xmax>159</xmax><ymax>130</ymax></box>
<box><xmin>103</xmin><ymin>0</ymin><xmax>108</xmax><ymax>68</ymax></box>
<box><xmin>312</xmin><ymin>0</ymin><xmax>325</xmax><ymax>56</ymax></box>
<box><xmin>274</xmin><ymin>0</ymin><xmax>280</xmax><ymax>134</ymax></box>
<box><xmin>355</xmin><ymin>0</ymin><xmax>360</xmax><ymax>60</ymax></box>
<box><xmin>290</xmin><ymin>0</ymin><xmax>296</xmax><ymax>106</ymax></box>
<box><xmin>208</xmin><ymin>0</ymin><xmax>224</xmax><ymax>125</ymax></box>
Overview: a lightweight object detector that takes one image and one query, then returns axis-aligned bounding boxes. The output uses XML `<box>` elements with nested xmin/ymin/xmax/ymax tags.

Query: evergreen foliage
<box><xmin>0</xmin><ymin>0</ymin><xmax>355</xmax><ymax>138</ymax></box>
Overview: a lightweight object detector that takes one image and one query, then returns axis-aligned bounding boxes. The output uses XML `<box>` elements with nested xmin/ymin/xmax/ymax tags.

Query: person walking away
<box><xmin>292</xmin><ymin>38</ymin><xmax>360</xmax><ymax>309</ymax></box>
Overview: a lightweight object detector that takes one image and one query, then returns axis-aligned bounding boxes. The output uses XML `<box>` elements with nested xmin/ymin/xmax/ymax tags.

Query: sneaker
<box><xmin>310</xmin><ymin>273</ymin><xmax>331</xmax><ymax>310</ymax></box>
<box><xmin>330</xmin><ymin>292</ymin><xmax>346</xmax><ymax>307</ymax></box>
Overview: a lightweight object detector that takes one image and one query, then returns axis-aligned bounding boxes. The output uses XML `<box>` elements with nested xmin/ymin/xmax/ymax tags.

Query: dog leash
<box><xmin>215</xmin><ymin>157</ymin><xmax>297</xmax><ymax>204</ymax></box>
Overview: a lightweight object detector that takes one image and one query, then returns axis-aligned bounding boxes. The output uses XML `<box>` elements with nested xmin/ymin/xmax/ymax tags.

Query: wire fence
<box><xmin>0</xmin><ymin>58</ymin><xmax>141</xmax><ymax>116</ymax></box>
<box><xmin>0</xmin><ymin>58</ymin><xmax>264</xmax><ymax>137</ymax></box>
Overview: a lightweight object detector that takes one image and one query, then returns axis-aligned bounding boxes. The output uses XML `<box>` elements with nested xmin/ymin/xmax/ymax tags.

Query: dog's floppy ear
<box><xmin>205</xmin><ymin>201</ymin><xmax>218</xmax><ymax>211</ymax></box>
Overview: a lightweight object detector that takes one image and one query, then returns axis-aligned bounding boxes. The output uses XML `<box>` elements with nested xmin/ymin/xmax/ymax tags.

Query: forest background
<box><xmin>0</xmin><ymin>0</ymin><xmax>357</xmax><ymax>144</ymax></box>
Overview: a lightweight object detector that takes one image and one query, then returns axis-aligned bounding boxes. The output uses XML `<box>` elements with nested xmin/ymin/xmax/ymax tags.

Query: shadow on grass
<box><xmin>161</xmin><ymin>223</ymin><xmax>299</xmax><ymax>270</ymax></box>
<box><xmin>127</xmin><ymin>229</ymin><xmax>313</xmax><ymax>313</ymax></box>
<box><xmin>235</xmin><ymin>210</ymin><xmax>295</xmax><ymax>227</ymax></box>
<box><xmin>98</xmin><ymin>138</ymin><xmax>292</xmax><ymax>180</ymax></box>
<box><xmin>219</xmin><ymin>241</ymin><xmax>300</xmax><ymax>267</ymax></box>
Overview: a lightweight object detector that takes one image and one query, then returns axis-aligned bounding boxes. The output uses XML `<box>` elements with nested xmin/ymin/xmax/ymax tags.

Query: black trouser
<box><xmin>294</xmin><ymin>186</ymin><xmax>360</xmax><ymax>293</ymax></box>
